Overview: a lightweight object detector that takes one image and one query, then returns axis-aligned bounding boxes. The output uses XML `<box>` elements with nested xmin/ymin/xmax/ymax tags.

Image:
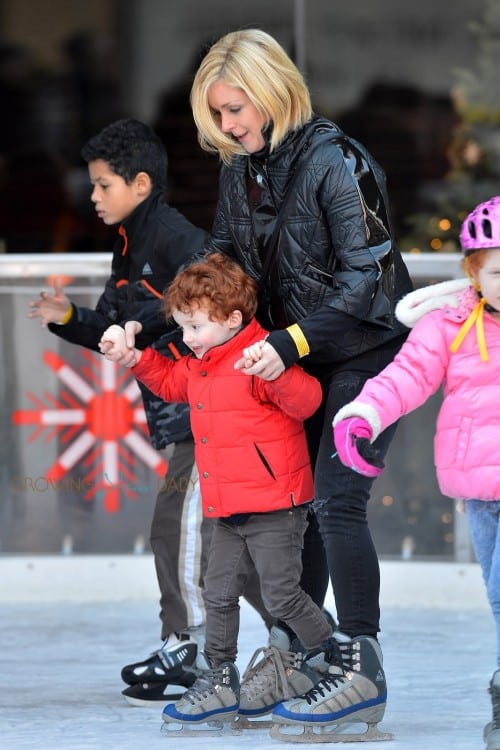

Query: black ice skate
<box><xmin>121</xmin><ymin>669</ymin><xmax>196</xmax><ymax>706</ymax></box>
<box><xmin>270</xmin><ymin>634</ymin><xmax>393</xmax><ymax>743</ymax></box>
<box><xmin>121</xmin><ymin>631</ymin><xmax>198</xmax><ymax>687</ymax></box>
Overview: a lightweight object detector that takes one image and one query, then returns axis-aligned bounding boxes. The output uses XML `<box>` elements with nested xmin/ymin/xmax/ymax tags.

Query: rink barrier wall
<box><xmin>0</xmin><ymin>556</ymin><xmax>488</xmax><ymax>609</ymax></box>
<box><xmin>2</xmin><ymin>252</ymin><xmax>479</xmax><ymax>605</ymax></box>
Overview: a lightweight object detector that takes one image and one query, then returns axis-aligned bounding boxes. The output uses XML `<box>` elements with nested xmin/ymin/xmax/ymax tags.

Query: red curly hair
<box><xmin>165</xmin><ymin>253</ymin><xmax>258</xmax><ymax>324</ymax></box>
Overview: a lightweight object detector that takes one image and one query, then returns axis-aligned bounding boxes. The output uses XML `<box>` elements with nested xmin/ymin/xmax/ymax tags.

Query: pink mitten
<box><xmin>333</xmin><ymin>417</ymin><xmax>383</xmax><ymax>478</ymax></box>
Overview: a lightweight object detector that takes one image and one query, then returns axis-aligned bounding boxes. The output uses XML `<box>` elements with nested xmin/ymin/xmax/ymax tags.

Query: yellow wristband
<box><xmin>57</xmin><ymin>306</ymin><xmax>73</xmax><ymax>325</ymax></box>
<box><xmin>286</xmin><ymin>323</ymin><xmax>310</xmax><ymax>358</ymax></box>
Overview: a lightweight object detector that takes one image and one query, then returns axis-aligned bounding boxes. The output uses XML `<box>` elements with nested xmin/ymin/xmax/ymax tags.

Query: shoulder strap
<box><xmin>259</xmin><ymin>139</ymin><xmax>316</xmax><ymax>285</ymax></box>
<box><xmin>260</xmin><ymin>122</ymin><xmax>391</xmax><ymax>285</ymax></box>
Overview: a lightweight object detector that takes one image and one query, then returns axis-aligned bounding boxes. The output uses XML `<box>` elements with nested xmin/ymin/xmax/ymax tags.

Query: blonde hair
<box><xmin>191</xmin><ymin>29</ymin><xmax>312</xmax><ymax>165</ymax></box>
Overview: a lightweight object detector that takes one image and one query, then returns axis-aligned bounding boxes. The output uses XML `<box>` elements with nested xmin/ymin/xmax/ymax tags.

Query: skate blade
<box><xmin>270</xmin><ymin>721</ymin><xmax>393</xmax><ymax>743</ymax></box>
<box><xmin>123</xmin><ymin>692</ymin><xmax>185</xmax><ymax>707</ymax></box>
<box><xmin>161</xmin><ymin>717</ymin><xmax>242</xmax><ymax>737</ymax></box>
<box><xmin>233</xmin><ymin>715</ymin><xmax>274</xmax><ymax>730</ymax></box>
<box><xmin>122</xmin><ymin>683</ymin><xmax>187</xmax><ymax>707</ymax></box>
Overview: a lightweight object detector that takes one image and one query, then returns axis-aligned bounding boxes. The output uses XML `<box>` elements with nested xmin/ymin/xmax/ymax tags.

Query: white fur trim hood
<box><xmin>395</xmin><ymin>277</ymin><xmax>472</xmax><ymax>329</ymax></box>
<box><xmin>332</xmin><ymin>278</ymin><xmax>477</xmax><ymax>440</ymax></box>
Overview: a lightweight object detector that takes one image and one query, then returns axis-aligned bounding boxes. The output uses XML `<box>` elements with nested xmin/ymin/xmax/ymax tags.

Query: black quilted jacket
<box><xmin>48</xmin><ymin>190</ymin><xmax>208</xmax><ymax>448</ymax></box>
<box><xmin>206</xmin><ymin>115</ymin><xmax>413</xmax><ymax>371</ymax></box>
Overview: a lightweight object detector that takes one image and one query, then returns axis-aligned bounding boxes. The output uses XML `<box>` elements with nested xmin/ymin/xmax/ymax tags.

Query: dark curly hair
<box><xmin>81</xmin><ymin>118</ymin><xmax>167</xmax><ymax>191</ymax></box>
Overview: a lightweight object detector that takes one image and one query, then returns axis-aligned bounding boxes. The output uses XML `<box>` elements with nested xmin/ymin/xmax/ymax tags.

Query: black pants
<box><xmin>303</xmin><ymin>346</ymin><xmax>403</xmax><ymax>638</ymax></box>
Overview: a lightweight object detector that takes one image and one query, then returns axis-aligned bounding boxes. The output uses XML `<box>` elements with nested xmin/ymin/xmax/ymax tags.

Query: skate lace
<box><xmin>299</xmin><ymin>639</ymin><xmax>350</xmax><ymax>707</ymax></box>
<box><xmin>321</xmin><ymin>637</ymin><xmax>345</xmax><ymax>667</ymax></box>
<box><xmin>181</xmin><ymin>664</ymin><xmax>229</xmax><ymax>706</ymax></box>
<box><xmin>306</xmin><ymin>634</ymin><xmax>349</xmax><ymax>673</ymax></box>
<box><xmin>241</xmin><ymin>646</ymin><xmax>300</xmax><ymax>701</ymax></box>
<box><xmin>302</xmin><ymin>674</ymin><xmax>347</xmax><ymax>705</ymax></box>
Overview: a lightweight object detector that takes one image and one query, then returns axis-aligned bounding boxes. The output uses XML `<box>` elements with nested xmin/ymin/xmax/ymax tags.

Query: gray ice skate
<box><xmin>484</xmin><ymin>669</ymin><xmax>500</xmax><ymax>750</ymax></box>
<box><xmin>270</xmin><ymin>634</ymin><xmax>393</xmax><ymax>743</ymax></box>
<box><xmin>235</xmin><ymin>625</ymin><xmax>321</xmax><ymax>729</ymax></box>
<box><xmin>162</xmin><ymin>656</ymin><xmax>240</xmax><ymax>737</ymax></box>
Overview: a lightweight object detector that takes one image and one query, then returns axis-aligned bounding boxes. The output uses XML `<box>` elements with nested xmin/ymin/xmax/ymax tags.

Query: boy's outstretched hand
<box><xmin>28</xmin><ymin>277</ymin><xmax>71</xmax><ymax>327</ymax></box>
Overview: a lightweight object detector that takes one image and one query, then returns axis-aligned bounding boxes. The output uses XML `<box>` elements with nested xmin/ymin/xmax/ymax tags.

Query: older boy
<box><xmin>28</xmin><ymin>118</ymin><xmax>270</xmax><ymax>705</ymax></box>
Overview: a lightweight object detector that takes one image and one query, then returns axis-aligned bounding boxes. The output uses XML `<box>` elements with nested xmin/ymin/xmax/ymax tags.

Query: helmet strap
<box><xmin>450</xmin><ymin>298</ymin><xmax>488</xmax><ymax>362</ymax></box>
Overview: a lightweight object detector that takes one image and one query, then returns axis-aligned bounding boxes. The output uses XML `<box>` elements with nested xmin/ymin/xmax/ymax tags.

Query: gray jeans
<box><xmin>202</xmin><ymin>506</ymin><xmax>332</xmax><ymax>665</ymax></box>
<box><xmin>151</xmin><ymin>439</ymin><xmax>275</xmax><ymax>639</ymax></box>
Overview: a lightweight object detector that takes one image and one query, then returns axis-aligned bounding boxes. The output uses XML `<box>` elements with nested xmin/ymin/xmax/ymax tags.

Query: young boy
<box><xmin>27</xmin><ymin>118</ymin><xmax>270</xmax><ymax>705</ymax></box>
<box><xmin>99</xmin><ymin>252</ymin><xmax>335</xmax><ymax>728</ymax></box>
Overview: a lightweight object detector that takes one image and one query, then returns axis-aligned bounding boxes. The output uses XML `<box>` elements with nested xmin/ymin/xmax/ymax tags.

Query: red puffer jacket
<box><xmin>132</xmin><ymin>318</ymin><xmax>322</xmax><ymax>517</ymax></box>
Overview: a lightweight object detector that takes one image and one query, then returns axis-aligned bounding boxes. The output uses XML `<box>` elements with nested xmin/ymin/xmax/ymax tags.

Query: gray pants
<box><xmin>151</xmin><ymin>439</ymin><xmax>274</xmax><ymax>639</ymax></box>
<box><xmin>203</xmin><ymin>506</ymin><xmax>332</xmax><ymax>665</ymax></box>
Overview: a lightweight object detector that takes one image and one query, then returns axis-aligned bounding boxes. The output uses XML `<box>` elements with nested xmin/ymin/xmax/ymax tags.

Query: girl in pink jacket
<box><xmin>332</xmin><ymin>196</ymin><xmax>500</xmax><ymax>750</ymax></box>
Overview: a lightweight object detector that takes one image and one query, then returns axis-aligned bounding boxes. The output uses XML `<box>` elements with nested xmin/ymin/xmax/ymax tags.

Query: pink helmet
<box><xmin>460</xmin><ymin>196</ymin><xmax>500</xmax><ymax>255</ymax></box>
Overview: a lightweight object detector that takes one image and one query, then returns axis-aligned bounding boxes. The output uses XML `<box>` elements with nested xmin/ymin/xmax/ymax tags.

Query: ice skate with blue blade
<box><xmin>162</xmin><ymin>653</ymin><xmax>240</xmax><ymax>736</ymax></box>
<box><xmin>234</xmin><ymin>625</ymin><xmax>321</xmax><ymax>730</ymax></box>
<box><xmin>270</xmin><ymin>634</ymin><xmax>393</xmax><ymax>743</ymax></box>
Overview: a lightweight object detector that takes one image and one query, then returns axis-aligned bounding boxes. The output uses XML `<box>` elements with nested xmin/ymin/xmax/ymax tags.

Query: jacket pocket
<box><xmin>435</xmin><ymin>416</ymin><xmax>472</xmax><ymax>470</ymax></box>
<box><xmin>254</xmin><ymin>443</ymin><xmax>276</xmax><ymax>480</ymax></box>
<box><xmin>305</xmin><ymin>261</ymin><xmax>336</xmax><ymax>287</ymax></box>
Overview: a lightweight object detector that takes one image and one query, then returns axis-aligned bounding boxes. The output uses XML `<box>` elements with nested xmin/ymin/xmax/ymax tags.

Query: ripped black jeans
<box><xmin>304</xmin><ymin>365</ymin><xmax>399</xmax><ymax>639</ymax></box>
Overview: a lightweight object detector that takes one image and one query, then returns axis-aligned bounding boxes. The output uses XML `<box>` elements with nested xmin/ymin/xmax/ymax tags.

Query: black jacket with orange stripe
<box><xmin>48</xmin><ymin>189</ymin><xmax>208</xmax><ymax>448</ymax></box>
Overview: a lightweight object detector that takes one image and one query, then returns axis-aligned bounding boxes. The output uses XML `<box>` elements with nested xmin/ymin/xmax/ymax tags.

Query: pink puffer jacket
<box><xmin>334</xmin><ymin>278</ymin><xmax>500</xmax><ymax>501</ymax></box>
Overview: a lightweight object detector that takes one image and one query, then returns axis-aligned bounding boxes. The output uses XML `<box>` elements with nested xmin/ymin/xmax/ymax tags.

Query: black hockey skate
<box><xmin>121</xmin><ymin>632</ymin><xmax>198</xmax><ymax>686</ymax></box>
<box><xmin>122</xmin><ymin>670</ymin><xmax>196</xmax><ymax>706</ymax></box>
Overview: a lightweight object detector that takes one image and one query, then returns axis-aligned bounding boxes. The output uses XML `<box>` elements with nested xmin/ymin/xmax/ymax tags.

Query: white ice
<box><xmin>0</xmin><ymin>586</ymin><xmax>494</xmax><ymax>750</ymax></box>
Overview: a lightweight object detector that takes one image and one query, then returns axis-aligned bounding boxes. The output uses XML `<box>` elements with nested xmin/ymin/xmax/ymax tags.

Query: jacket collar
<box><xmin>120</xmin><ymin>189</ymin><xmax>164</xmax><ymax>250</ymax></box>
<box><xmin>395</xmin><ymin>277</ymin><xmax>492</xmax><ymax>361</ymax></box>
<box><xmin>395</xmin><ymin>278</ymin><xmax>479</xmax><ymax>328</ymax></box>
<box><xmin>249</xmin><ymin>117</ymin><xmax>317</xmax><ymax>170</ymax></box>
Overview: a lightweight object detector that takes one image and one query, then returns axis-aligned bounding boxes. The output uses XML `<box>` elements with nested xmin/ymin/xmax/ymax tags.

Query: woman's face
<box><xmin>207</xmin><ymin>81</ymin><xmax>267</xmax><ymax>153</ymax></box>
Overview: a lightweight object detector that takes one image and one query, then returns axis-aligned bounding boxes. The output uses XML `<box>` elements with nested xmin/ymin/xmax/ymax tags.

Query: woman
<box><xmin>190</xmin><ymin>28</ymin><xmax>413</xmax><ymax>730</ymax></box>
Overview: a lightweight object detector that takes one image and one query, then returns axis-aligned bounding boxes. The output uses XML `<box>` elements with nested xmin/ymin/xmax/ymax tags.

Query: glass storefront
<box><xmin>0</xmin><ymin>253</ymin><xmax>473</xmax><ymax>560</ymax></box>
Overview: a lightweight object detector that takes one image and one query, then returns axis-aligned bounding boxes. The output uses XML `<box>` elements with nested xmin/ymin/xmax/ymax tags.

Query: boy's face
<box><xmin>87</xmin><ymin>160</ymin><xmax>146</xmax><ymax>225</ymax></box>
<box><xmin>172</xmin><ymin>304</ymin><xmax>242</xmax><ymax>359</ymax></box>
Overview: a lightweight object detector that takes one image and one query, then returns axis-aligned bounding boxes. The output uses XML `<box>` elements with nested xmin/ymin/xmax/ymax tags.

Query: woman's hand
<box><xmin>234</xmin><ymin>340</ymin><xmax>285</xmax><ymax>381</ymax></box>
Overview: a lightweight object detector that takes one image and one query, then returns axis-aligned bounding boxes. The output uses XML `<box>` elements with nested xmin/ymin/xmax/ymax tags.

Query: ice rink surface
<box><xmin>1</xmin><ymin>588</ymin><xmax>494</xmax><ymax>750</ymax></box>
